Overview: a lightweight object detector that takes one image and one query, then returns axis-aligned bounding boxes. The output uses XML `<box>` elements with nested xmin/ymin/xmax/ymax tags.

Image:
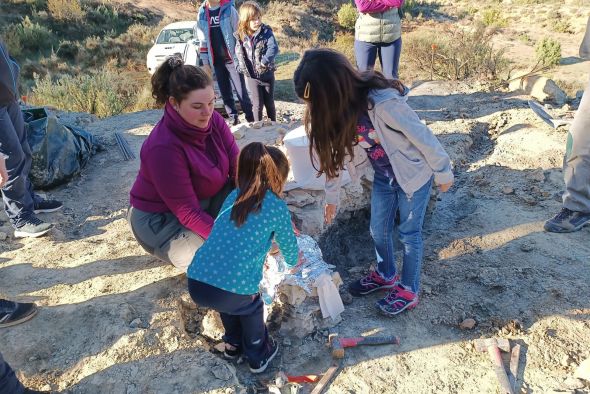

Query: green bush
<box><xmin>535</xmin><ymin>37</ymin><xmax>561</xmax><ymax>67</ymax></box>
<box><xmin>2</xmin><ymin>17</ymin><xmax>55</xmax><ymax>58</ymax></box>
<box><xmin>47</xmin><ymin>0</ymin><xmax>84</xmax><ymax>20</ymax></box>
<box><xmin>31</xmin><ymin>68</ymin><xmax>136</xmax><ymax>117</ymax></box>
<box><xmin>337</xmin><ymin>3</ymin><xmax>357</xmax><ymax>31</ymax></box>
<box><xmin>482</xmin><ymin>9</ymin><xmax>508</xmax><ymax>27</ymax></box>
<box><xmin>552</xmin><ymin>18</ymin><xmax>573</xmax><ymax>34</ymax></box>
<box><xmin>404</xmin><ymin>26</ymin><xmax>509</xmax><ymax>80</ymax></box>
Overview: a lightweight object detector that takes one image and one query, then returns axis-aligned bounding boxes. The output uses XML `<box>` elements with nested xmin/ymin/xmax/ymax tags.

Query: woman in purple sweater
<box><xmin>128</xmin><ymin>55</ymin><xmax>239</xmax><ymax>271</ymax></box>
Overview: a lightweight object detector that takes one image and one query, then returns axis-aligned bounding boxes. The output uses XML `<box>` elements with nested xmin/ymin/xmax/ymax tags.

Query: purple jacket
<box><xmin>355</xmin><ymin>0</ymin><xmax>403</xmax><ymax>13</ymax></box>
<box><xmin>130</xmin><ymin>103</ymin><xmax>239</xmax><ymax>239</ymax></box>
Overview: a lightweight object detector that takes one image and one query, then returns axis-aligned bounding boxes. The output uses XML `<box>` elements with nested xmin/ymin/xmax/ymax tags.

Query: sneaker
<box><xmin>0</xmin><ymin>299</ymin><xmax>38</xmax><ymax>328</ymax></box>
<box><xmin>544</xmin><ymin>207</ymin><xmax>590</xmax><ymax>233</ymax></box>
<box><xmin>348</xmin><ymin>271</ymin><xmax>399</xmax><ymax>296</ymax></box>
<box><xmin>249</xmin><ymin>336</ymin><xmax>279</xmax><ymax>374</ymax></box>
<box><xmin>223</xmin><ymin>343</ymin><xmax>241</xmax><ymax>360</ymax></box>
<box><xmin>14</xmin><ymin>217</ymin><xmax>53</xmax><ymax>238</ymax></box>
<box><xmin>376</xmin><ymin>284</ymin><xmax>419</xmax><ymax>317</ymax></box>
<box><xmin>34</xmin><ymin>199</ymin><xmax>63</xmax><ymax>214</ymax></box>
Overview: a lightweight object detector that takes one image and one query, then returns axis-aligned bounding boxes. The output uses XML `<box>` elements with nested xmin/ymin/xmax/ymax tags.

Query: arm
<box><xmin>355</xmin><ymin>0</ymin><xmax>403</xmax><ymax>13</ymax></box>
<box><xmin>146</xmin><ymin>146</ymin><xmax>215</xmax><ymax>238</ymax></box>
<box><xmin>378</xmin><ymin>101</ymin><xmax>454</xmax><ymax>186</ymax></box>
<box><xmin>272</xmin><ymin>199</ymin><xmax>298</xmax><ymax>267</ymax></box>
<box><xmin>230</xmin><ymin>6</ymin><xmax>239</xmax><ymax>31</ymax></box>
<box><xmin>260</xmin><ymin>28</ymin><xmax>279</xmax><ymax>67</ymax></box>
<box><xmin>195</xmin><ymin>16</ymin><xmax>210</xmax><ymax>66</ymax></box>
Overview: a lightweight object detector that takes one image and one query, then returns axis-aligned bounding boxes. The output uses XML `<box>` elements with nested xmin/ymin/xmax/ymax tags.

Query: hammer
<box><xmin>328</xmin><ymin>333</ymin><xmax>400</xmax><ymax>359</ymax></box>
<box><xmin>474</xmin><ymin>338</ymin><xmax>514</xmax><ymax>394</ymax></box>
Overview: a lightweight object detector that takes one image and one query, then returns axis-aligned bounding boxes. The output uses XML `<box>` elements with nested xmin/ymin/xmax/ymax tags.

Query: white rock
<box><xmin>574</xmin><ymin>357</ymin><xmax>590</xmax><ymax>381</ymax></box>
<box><xmin>285</xmin><ymin>190</ymin><xmax>315</xmax><ymax>208</ymax></box>
<box><xmin>509</xmin><ymin>76</ymin><xmax>568</xmax><ymax>105</ymax></box>
<box><xmin>0</xmin><ymin>232</ymin><xmax>7</xmax><ymax>241</ymax></box>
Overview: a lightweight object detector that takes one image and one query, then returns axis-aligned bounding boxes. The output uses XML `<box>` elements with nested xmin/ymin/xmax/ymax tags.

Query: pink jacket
<box><xmin>355</xmin><ymin>0</ymin><xmax>404</xmax><ymax>13</ymax></box>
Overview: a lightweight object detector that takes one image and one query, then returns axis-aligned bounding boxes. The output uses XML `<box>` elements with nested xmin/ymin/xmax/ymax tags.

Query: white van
<box><xmin>146</xmin><ymin>21</ymin><xmax>198</xmax><ymax>74</ymax></box>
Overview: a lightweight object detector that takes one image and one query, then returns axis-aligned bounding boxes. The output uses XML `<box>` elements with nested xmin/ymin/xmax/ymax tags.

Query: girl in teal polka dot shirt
<box><xmin>187</xmin><ymin>142</ymin><xmax>300</xmax><ymax>373</ymax></box>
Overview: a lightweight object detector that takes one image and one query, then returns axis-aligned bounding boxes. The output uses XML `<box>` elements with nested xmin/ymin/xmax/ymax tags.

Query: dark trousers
<box><xmin>187</xmin><ymin>279</ymin><xmax>268</xmax><ymax>364</ymax></box>
<box><xmin>245</xmin><ymin>74</ymin><xmax>276</xmax><ymax>122</ymax></box>
<box><xmin>213</xmin><ymin>62</ymin><xmax>254</xmax><ymax>122</ymax></box>
<box><xmin>354</xmin><ymin>38</ymin><xmax>402</xmax><ymax>80</ymax></box>
<box><xmin>0</xmin><ymin>352</ymin><xmax>24</xmax><ymax>394</ymax></box>
<box><xmin>0</xmin><ymin>101</ymin><xmax>42</xmax><ymax>228</ymax></box>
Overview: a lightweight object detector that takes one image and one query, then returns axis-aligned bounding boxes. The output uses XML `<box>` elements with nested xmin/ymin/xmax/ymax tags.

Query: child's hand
<box><xmin>0</xmin><ymin>157</ymin><xmax>7</xmax><ymax>189</ymax></box>
<box><xmin>289</xmin><ymin>251</ymin><xmax>305</xmax><ymax>274</ymax></box>
<box><xmin>324</xmin><ymin>204</ymin><xmax>337</xmax><ymax>225</ymax></box>
<box><xmin>438</xmin><ymin>180</ymin><xmax>453</xmax><ymax>193</ymax></box>
<box><xmin>269</xmin><ymin>241</ymin><xmax>280</xmax><ymax>255</ymax></box>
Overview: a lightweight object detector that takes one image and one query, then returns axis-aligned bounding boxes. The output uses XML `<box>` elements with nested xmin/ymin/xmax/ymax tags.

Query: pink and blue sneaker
<box><xmin>376</xmin><ymin>284</ymin><xmax>419</xmax><ymax>316</ymax></box>
<box><xmin>349</xmin><ymin>271</ymin><xmax>399</xmax><ymax>296</ymax></box>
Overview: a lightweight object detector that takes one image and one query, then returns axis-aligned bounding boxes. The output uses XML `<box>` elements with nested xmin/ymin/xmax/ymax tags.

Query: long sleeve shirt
<box><xmin>129</xmin><ymin>103</ymin><xmax>239</xmax><ymax>239</ymax></box>
<box><xmin>187</xmin><ymin>189</ymin><xmax>299</xmax><ymax>295</ymax></box>
<box><xmin>355</xmin><ymin>0</ymin><xmax>404</xmax><ymax>13</ymax></box>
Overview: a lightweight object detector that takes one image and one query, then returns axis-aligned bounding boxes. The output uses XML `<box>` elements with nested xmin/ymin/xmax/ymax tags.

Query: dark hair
<box><xmin>231</xmin><ymin>142</ymin><xmax>289</xmax><ymax>227</ymax></box>
<box><xmin>293</xmin><ymin>48</ymin><xmax>405</xmax><ymax>179</ymax></box>
<box><xmin>151</xmin><ymin>54</ymin><xmax>213</xmax><ymax>106</ymax></box>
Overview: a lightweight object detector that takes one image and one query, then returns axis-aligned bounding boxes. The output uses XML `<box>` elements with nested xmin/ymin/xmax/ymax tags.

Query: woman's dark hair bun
<box><xmin>167</xmin><ymin>54</ymin><xmax>184</xmax><ymax>69</ymax></box>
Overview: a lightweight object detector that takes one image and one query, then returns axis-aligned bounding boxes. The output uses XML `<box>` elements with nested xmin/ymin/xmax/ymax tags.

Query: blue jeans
<box><xmin>187</xmin><ymin>279</ymin><xmax>268</xmax><ymax>365</ymax></box>
<box><xmin>213</xmin><ymin>62</ymin><xmax>254</xmax><ymax>122</ymax></box>
<box><xmin>0</xmin><ymin>352</ymin><xmax>24</xmax><ymax>394</ymax></box>
<box><xmin>354</xmin><ymin>38</ymin><xmax>402</xmax><ymax>80</ymax></box>
<box><xmin>370</xmin><ymin>173</ymin><xmax>432</xmax><ymax>293</ymax></box>
<box><xmin>0</xmin><ymin>101</ymin><xmax>42</xmax><ymax>228</ymax></box>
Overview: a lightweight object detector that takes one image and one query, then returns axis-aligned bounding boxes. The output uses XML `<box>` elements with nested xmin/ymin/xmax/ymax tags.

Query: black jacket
<box><xmin>234</xmin><ymin>24</ymin><xmax>279</xmax><ymax>79</ymax></box>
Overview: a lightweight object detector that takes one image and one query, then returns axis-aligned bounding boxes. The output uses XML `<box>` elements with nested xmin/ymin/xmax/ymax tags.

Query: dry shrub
<box><xmin>326</xmin><ymin>33</ymin><xmax>356</xmax><ymax>65</ymax></box>
<box><xmin>535</xmin><ymin>37</ymin><xmax>561</xmax><ymax>67</ymax></box>
<box><xmin>404</xmin><ymin>25</ymin><xmax>508</xmax><ymax>80</ymax></box>
<box><xmin>31</xmin><ymin>67</ymin><xmax>136</xmax><ymax>117</ymax></box>
<box><xmin>482</xmin><ymin>8</ymin><xmax>507</xmax><ymax>27</ymax></box>
<box><xmin>337</xmin><ymin>3</ymin><xmax>357</xmax><ymax>31</ymax></box>
<box><xmin>2</xmin><ymin>17</ymin><xmax>55</xmax><ymax>58</ymax></box>
<box><xmin>47</xmin><ymin>0</ymin><xmax>85</xmax><ymax>21</ymax></box>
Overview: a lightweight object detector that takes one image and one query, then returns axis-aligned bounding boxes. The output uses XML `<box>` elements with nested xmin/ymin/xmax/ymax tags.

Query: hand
<box><xmin>201</xmin><ymin>64</ymin><xmax>213</xmax><ymax>78</ymax></box>
<box><xmin>437</xmin><ymin>180</ymin><xmax>453</xmax><ymax>193</ymax></box>
<box><xmin>324</xmin><ymin>204</ymin><xmax>337</xmax><ymax>225</ymax></box>
<box><xmin>256</xmin><ymin>63</ymin><xmax>268</xmax><ymax>74</ymax></box>
<box><xmin>0</xmin><ymin>157</ymin><xmax>8</xmax><ymax>189</ymax></box>
<box><xmin>289</xmin><ymin>251</ymin><xmax>305</xmax><ymax>274</ymax></box>
<box><xmin>269</xmin><ymin>241</ymin><xmax>280</xmax><ymax>255</ymax></box>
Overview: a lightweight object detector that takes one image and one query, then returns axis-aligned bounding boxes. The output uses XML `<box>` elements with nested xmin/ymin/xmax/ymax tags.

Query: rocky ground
<box><xmin>1</xmin><ymin>77</ymin><xmax>589</xmax><ymax>393</ymax></box>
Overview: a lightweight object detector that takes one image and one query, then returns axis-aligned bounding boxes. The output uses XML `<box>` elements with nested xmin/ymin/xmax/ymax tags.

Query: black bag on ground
<box><xmin>23</xmin><ymin>107</ymin><xmax>99</xmax><ymax>189</ymax></box>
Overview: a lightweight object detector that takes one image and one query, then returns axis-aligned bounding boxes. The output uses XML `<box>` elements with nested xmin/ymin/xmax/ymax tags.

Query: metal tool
<box><xmin>528</xmin><ymin>100</ymin><xmax>572</xmax><ymax>129</ymax></box>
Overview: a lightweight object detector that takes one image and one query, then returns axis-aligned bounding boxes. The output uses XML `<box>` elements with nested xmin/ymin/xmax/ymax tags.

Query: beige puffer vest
<box><xmin>355</xmin><ymin>8</ymin><xmax>401</xmax><ymax>44</ymax></box>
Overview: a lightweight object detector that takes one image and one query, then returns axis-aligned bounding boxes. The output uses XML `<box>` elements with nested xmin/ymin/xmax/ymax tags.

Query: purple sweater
<box><xmin>355</xmin><ymin>0</ymin><xmax>404</xmax><ymax>13</ymax></box>
<box><xmin>130</xmin><ymin>103</ymin><xmax>239</xmax><ymax>239</ymax></box>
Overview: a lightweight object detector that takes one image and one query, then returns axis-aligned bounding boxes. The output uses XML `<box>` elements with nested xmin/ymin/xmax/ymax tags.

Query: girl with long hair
<box><xmin>234</xmin><ymin>1</ymin><xmax>280</xmax><ymax>121</ymax></box>
<box><xmin>186</xmin><ymin>142</ymin><xmax>300</xmax><ymax>373</ymax></box>
<box><xmin>293</xmin><ymin>48</ymin><xmax>454</xmax><ymax>316</ymax></box>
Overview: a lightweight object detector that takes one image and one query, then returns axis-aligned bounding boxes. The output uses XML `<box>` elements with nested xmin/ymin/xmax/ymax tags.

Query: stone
<box><xmin>562</xmin><ymin>377</ymin><xmax>585</xmax><ymax>390</ymax></box>
<box><xmin>213</xmin><ymin>342</ymin><xmax>226</xmax><ymax>353</ymax></box>
<box><xmin>211</xmin><ymin>362</ymin><xmax>234</xmax><ymax>381</ymax></box>
<box><xmin>529</xmin><ymin>169</ymin><xmax>546</xmax><ymax>182</ymax></box>
<box><xmin>251</xmin><ymin>121</ymin><xmax>263</xmax><ymax>129</ymax></box>
<box><xmin>129</xmin><ymin>318</ymin><xmax>142</xmax><ymax>328</ymax></box>
<box><xmin>509</xmin><ymin>76</ymin><xmax>568</xmax><ymax>105</ymax></box>
<box><xmin>459</xmin><ymin>318</ymin><xmax>476</xmax><ymax>330</ymax></box>
<box><xmin>340</xmin><ymin>290</ymin><xmax>353</xmax><ymax>305</ymax></box>
<box><xmin>201</xmin><ymin>310</ymin><xmax>225</xmax><ymax>341</ymax></box>
<box><xmin>574</xmin><ymin>357</ymin><xmax>590</xmax><ymax>381</ymax></box>
<box><xmin>520</xmin><ymin>242</ymin><xmax>535</xmax><ymax>252</ymax></box>
<box><xmin>231</xmin><ymin>125</ymin><xmax>248</xmax><ymax>140</ymax></box>
<box><xmin>502</xmin><ymin>186</ymin><xmax>515</xmax><ymax>195</ymax></box>
<box><xmin>285</xmin><ymin>190</ymin><xmax>315</xmax><ymax>208</ymax></box>
<box><xmin>0</xmin><ymin>232</ymin><xmax>6</xmax><ymax>241</ymax></box>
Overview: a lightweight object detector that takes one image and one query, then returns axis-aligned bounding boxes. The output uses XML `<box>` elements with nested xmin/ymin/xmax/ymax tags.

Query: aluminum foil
<box><xmin>260</xmin><ymin>234</ymin><xmax>335</xmax><ymax>303</ymax></box>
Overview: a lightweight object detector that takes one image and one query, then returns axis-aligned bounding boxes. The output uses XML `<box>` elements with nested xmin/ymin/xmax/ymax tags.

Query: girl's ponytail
<box><xmin>231</xmin><ymin>143</ymin><xmax>289</xmax><ymax>226</ymax></box>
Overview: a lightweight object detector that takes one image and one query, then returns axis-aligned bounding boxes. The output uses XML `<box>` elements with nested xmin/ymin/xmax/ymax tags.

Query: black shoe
<box><xmin>544</xmin><ymin>207</ymin><xmax>590</xmax><ymax>233</ymax></box>
<box><xmin>232</xmin><ymin>115</ymin><xmax>239</xmax><ymax>126</ymax></box>
<box><xmin>249</xmin><ymin>336</ymin><xmax>279</xmax><ymax>374</ymax></box>
<box><xmin>0</xmin><ymin>299</ymin><xmax>38</xmax><ymax>328</ymax></box>
<box><xmin>223</xmin><ymin>343</ymin><xmax>241</xmax><ymax>360</ymax></box>
<box><xmin>14</xmin><ymin>216</ymin><xmax>53</xmax><ymax>238</ymax></box>
<box><xmin>34</xmin><ymin>199</ymin><xmax>63</xmax><ymax>214</ymax></box>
